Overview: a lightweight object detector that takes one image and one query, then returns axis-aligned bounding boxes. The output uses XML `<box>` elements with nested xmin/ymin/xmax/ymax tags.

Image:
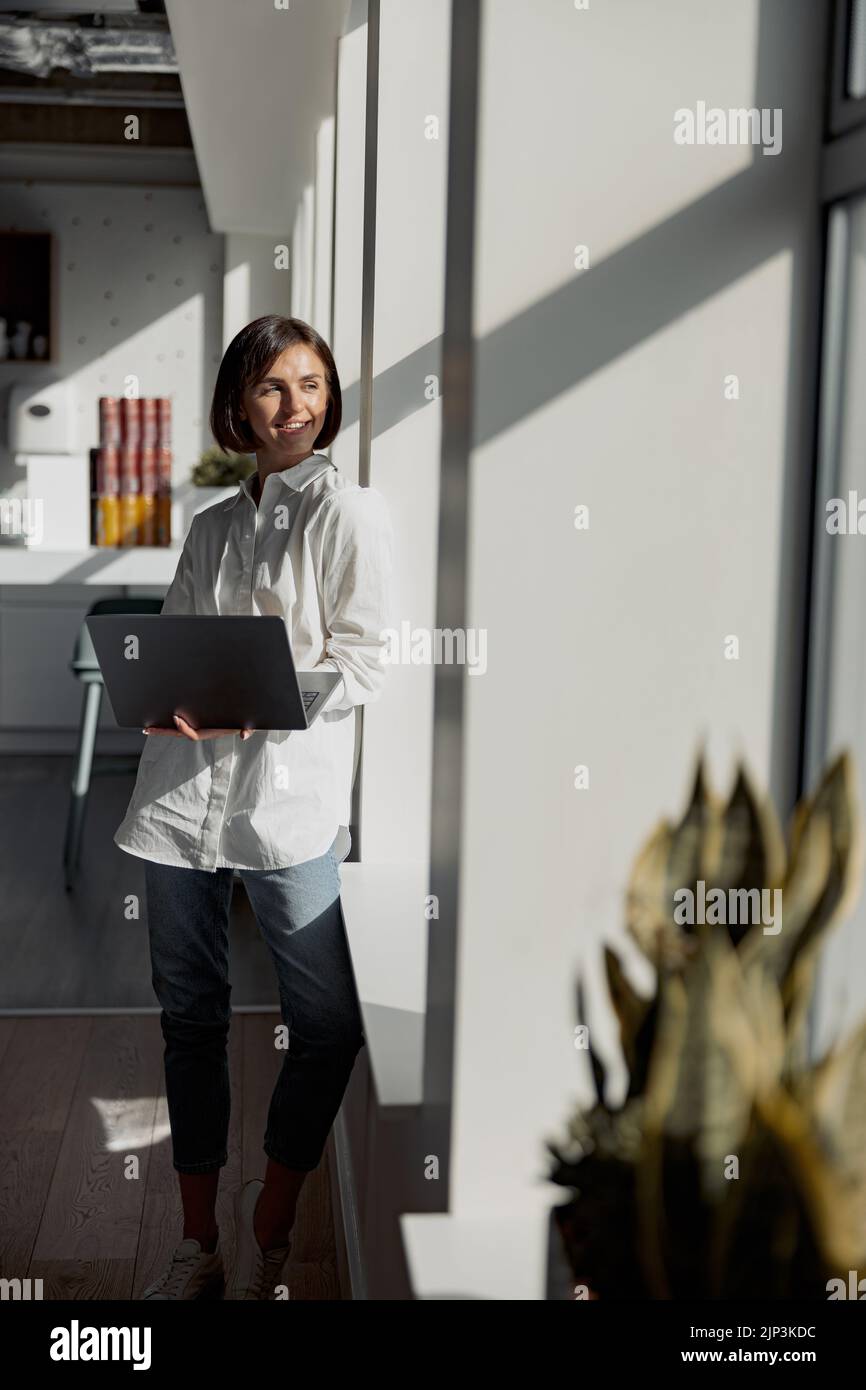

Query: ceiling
<box><xmin>164</xmin><ymin>0</ymin><xmax>352</xmax><ymax>237</ymax></box>
<box><xmin>0</xmin><ymin>2</ymin><xmax>192</xmax><ymax>160</ymax></box>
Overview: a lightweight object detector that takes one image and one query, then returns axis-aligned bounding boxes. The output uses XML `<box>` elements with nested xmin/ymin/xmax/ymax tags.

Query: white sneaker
<box><xmin>140</xmin><ymin>1236</ymin><xmax>225</xmax><ymax>1300</ymax></box>
<box><xmin>225</xmin><ymin>1179</ymin><xmax>292</xmax><ymax>1300</ymax></box>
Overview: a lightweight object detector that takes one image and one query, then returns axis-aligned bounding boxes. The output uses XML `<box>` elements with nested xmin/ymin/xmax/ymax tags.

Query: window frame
<box><xmin>828</xmin><ymin>0</ymin><xmax>866</xmax><ymax>135</ymax></box>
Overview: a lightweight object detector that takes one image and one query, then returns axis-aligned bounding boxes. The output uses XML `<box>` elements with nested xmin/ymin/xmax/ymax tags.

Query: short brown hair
<box><xmin>209</xmin><ymin>314</ymin><xmax>342</xmax><ymax>454</ymax></box>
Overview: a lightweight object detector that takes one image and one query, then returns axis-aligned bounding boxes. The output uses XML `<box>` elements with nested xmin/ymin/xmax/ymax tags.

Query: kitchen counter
<box><xmin>0</xmin><ymin>486</ymin><xmax>234</xmax><ymax>586</ymax></box>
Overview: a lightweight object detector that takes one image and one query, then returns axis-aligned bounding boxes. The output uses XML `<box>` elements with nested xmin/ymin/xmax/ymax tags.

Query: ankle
<box><xmin>185</xmin><ymin>1225</ymin><xmax>219</xmax><ymax>1254</ymax></box>
<box><xmin>253</xmin><ymin>1208</ymin><xmax>290</xmax><ymax>1253</ymax></box>
<box><xmin>253</xmin><ymin>1184</ymin><xmax>295</xmax><ymax>1252</ymax></box>
<box><xmin>254</xmin><ymin>1220</ymin><xmax>290</xmax><ymax>1253</ymax></box>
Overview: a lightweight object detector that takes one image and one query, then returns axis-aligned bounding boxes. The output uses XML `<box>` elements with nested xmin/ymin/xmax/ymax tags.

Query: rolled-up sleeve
<box><xmin>160</xmin><ymin>516</ymin><xmax>199</xmax><ymax>616</ymax></box>
<box><xmin>313</xmin><ymin>486</ymin><xmax>395</xmax><ymax>712</ymax></box>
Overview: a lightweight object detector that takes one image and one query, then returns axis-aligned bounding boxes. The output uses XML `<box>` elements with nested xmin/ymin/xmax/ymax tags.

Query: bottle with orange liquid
<box><xmin>95</xmin><ymin>444</ymin><xmax>121</xmax><ymax>546</ymax></box>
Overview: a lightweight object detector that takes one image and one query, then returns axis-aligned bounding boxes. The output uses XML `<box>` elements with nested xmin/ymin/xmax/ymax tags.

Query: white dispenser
<box><xmin>9</xmin><ymin>379</ymin><xmax>75</xmax><ymax>455</ymax></box>
<box><xmin>7</xmin><ymin>380</ymin><xmax>89</xmax><ymax>550</ymax></box>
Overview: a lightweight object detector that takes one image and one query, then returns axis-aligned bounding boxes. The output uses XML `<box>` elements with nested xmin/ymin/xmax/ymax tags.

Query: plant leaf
<box><xmin>707</xmin><ymin>766</ymin><xmax>786</xmax><ymax>947</ymax></box>
<box><xmin>604</xmin><ymin>947</ymin><xmax>657</xmax><ymax>1098</ymax></box>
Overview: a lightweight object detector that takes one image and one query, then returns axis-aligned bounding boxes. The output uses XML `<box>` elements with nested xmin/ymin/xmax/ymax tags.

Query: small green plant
<box><xmin>191</xmin><ymin>446</ymin><xmax>256</xmax><ymax>487</ymax></box>
<box><xmin>546</xmin><ymin>753</ymin><xmax>866</xmax><ymax>1299</ymax></box>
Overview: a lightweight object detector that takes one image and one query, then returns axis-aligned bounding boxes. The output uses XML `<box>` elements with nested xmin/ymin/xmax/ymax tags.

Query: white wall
<box><xmin>0</xmin><ymin>181</ymin><xmax>224</xmax><ymax>492</ymax></box>
<box><xmin>446</xmin><ymin>0</ymin><xmax>825</xmax><ymax>1228</ymax></box>
<box><xmin>222</xmin><ymin>233</ymin><xmax>292</xmax><ymax>350</ymax></box>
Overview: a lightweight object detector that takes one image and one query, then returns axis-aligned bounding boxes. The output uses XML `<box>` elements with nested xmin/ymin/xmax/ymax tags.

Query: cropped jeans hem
<box><xmin>173</xmin><ymin>1155</ymin><xmax>228</xmax><ymax>1175</ymax></box>
<box><xmin>262</xmin><ymin>1144</ymin><xmax>322</xmax><ymax>1173</ymax></box>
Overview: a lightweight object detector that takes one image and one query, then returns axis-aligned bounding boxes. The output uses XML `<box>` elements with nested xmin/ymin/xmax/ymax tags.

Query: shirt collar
<box><xmin>223</xmin><ymin>453</ymin><xmax>335</xmax><ymax>510</ymax></box>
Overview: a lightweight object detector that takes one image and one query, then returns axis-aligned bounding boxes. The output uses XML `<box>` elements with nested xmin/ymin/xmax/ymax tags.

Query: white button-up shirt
<box><xmin>113</xmin><ymin>453</ymin><xmax>395</xmax><ymax>871</ymax></box>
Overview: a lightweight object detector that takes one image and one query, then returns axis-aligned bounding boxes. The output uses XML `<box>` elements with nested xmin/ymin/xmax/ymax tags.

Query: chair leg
<box><xmin>63</xmin><ymin>681</ymin><xmax>103</xmax><ymax>891</ymax></box>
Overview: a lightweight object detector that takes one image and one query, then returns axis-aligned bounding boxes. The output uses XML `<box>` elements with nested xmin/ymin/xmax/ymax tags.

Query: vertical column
<box><xmin>313</xmin><ymin>116</ymin><xmax>336</xmax><ymax>342</ymax></box>
<box><xmin>291</xmin><ymin>186</ymin><xmax>314</xmax><ymax>324</ymax></box>
<box><xmin>354</xmin><ymin>0</ymin><xmax>452</xmax><ymax>866</ymax></box>
<box><xmin>331</xmin><ymin>0</ymin><xmax>370</xmax><ymax>485</ymax></box>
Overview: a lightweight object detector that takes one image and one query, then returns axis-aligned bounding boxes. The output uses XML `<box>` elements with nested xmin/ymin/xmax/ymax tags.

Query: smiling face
<box><xmin>238</xmin><ymin>342</ymin><xmax>330</xmax><ymax>465</ymax></box>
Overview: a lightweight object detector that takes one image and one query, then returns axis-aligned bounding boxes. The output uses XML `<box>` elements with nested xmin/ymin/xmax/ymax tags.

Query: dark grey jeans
<box><xmin>143</xmin><ymin>835</ymin><xmax>365</xmax><ymax>1174</ymax></box>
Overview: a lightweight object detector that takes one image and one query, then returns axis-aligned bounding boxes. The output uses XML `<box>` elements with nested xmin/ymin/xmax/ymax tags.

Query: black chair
<box><xmin>63</xmin><ymin>596</ymin><xmax>164</xmax><ymax>891</ymax></box>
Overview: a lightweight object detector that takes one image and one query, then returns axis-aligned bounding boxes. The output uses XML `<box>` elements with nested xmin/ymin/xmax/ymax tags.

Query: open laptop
<box><xmin>85</xmin><ymin>614</ymin><xmax>341</xmax><ymax>732</ymax></box>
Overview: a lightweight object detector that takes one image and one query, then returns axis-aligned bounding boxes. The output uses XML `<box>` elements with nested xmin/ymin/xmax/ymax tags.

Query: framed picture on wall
<box><xmin>0</xmin><ymin>230</ymin><xmax>53</xmax><ymax>363</ymax></box>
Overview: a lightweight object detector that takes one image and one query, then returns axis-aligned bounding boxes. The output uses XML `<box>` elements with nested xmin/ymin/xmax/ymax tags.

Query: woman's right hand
<box><xmin>144</xmin><ymin>714</ymin><xmax>254</xmax><ymax>741</ymax></box>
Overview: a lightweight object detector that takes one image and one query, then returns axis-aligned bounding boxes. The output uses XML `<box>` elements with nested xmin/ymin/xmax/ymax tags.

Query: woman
<box><xmin>114</xmin><ymin>315</ymin><xmax>394</xmax><ymax>1300</ymax></box>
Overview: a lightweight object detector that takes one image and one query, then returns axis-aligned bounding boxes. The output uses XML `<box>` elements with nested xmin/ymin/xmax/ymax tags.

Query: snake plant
<box><xmin>547</xmin><ymin>753</ymin><xmax>866</xmax><ymax>1299</ymax></box>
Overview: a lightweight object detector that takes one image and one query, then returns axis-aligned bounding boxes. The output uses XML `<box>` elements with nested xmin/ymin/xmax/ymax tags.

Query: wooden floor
<box><xmin>0</xmin><ymin>1013</ymin><xmax>346</xmax><ymax>1300</ymax></box>
<box><xmin>0</xmin><ymin>755</ymin><xmax>281</xmax><ymax>1010</ymax></box>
